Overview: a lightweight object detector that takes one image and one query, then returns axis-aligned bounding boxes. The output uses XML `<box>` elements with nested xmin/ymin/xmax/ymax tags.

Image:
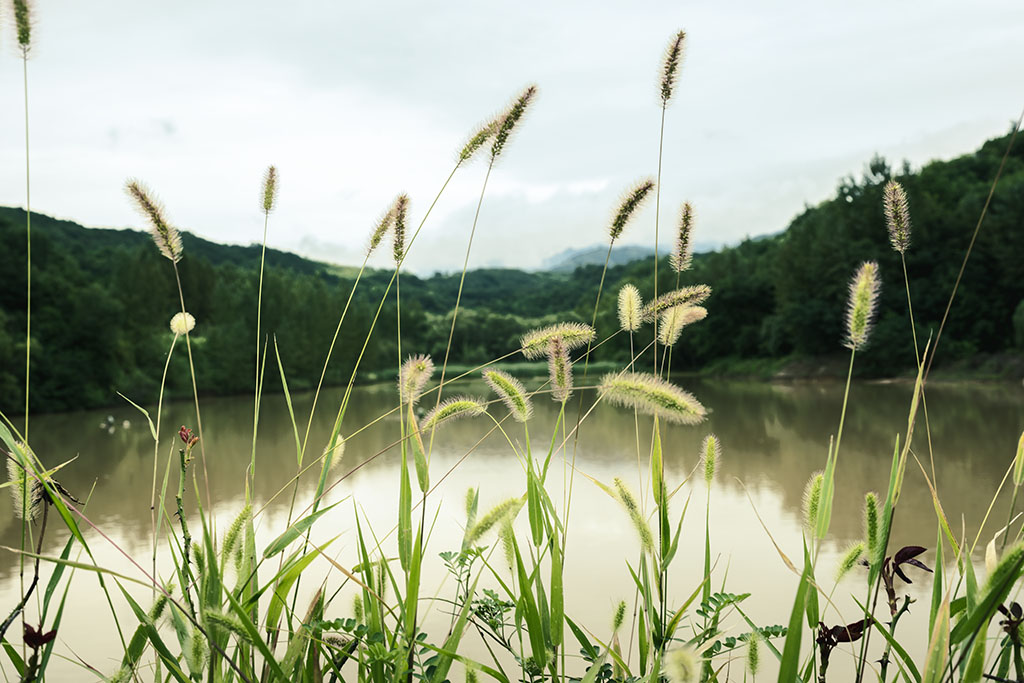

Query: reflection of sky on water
<box><xmin>2</xmin><ymin>379</ymin><xmax>1022</xmax><ymax>680</ymax></box>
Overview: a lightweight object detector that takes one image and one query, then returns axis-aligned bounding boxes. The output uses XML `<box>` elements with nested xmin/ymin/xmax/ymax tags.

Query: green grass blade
<box><xmin>262</xmin><ymin>500</ymin><xmax>341</xmax><ymax>558</ymax></box>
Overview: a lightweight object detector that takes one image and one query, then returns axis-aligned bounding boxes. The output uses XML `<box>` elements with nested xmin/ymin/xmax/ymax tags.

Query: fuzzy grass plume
<box><xmin>547</xmin><ymin>337</ymin><xmax>574</xmax><ymax>402</ymax></box>
<box><xmin>13</xmin><ymin>0</ymin><xmax>32</xmax><ymax>51</ymax></box>
<box><xmin>864</xmin><ymin>491</ymin><xmax>880</xmax><ymax>562</ymax></box>
<box><xmin>613</xmin><ymin>477</ymin><xmax>654</xmax><ymax>555</ymax></box>
<box><xmin>458</xmin><ymin>117</ymin><xmax>500</xmax><ymax>162</ymax></box>
<box><xmin>261</xmin><ymin>165</ymin><xmax>278</xmax><ymax>214</ymax></box>
<box><xmin>600</xmin><ymin>371</ymin><xmax>706</xmax><ymax>425</ymax></box>
<box><xmin>491</xmin><ymin>85</ymin><xmax>538</xmax><ymax>160</ymax></box>
<box><xmin>609</xmin><ymin>178</ymin><xmax>656</xmax><ymax>242</ymax></box>
<box><xmin>422</xmin><ymin>396</ymin><xmax>486</xmax><ymax>432</ymax></box>
<box><xmin>612</xmin><ymin>600</ymin><xmax>627</xmax><ymax>632</ymax></box>
<box><xmin>659</xmin><ymin>30</ymin><xmax>686</xmax><ymax>105</ymax></box>
<box><xmin>658</xmin><ymin>305</ymin><xmax>707</xmax><ymax>347</ymax></box>
<box><xmin>367</xmin><ymin>201</ymin><xmax>395</xmax><ymax>256</ymax></box>
<box><xmin>747</xmin><ymin>631</ymin><xmax>761</xmax><ymax>676</ymax></box>
<box><xmin>836</xmin><ymin>542</ymin><xmax>865</xmax><ymax>582</ymax></box>
<box><xmin>670</xmin><ymin>202</ymin><xmax>695</xmax><ymax>272</ymax></box>
<box><xmin>170</xmin><ymin>312</ymin><xmax>196</xmax><ymax>336</ymax></box>
<box><xmin>323</xmin><ymin>437</ymin><xmax>345</xmax><ymax>473</ymax></box>
<box><xmin>464</xmin><ymin>497</ymin><xmax>524</xmax><ymax>547</ymax></box>
<box><xmin>126</xmin><ymin>180</ymin><xmax>182</xmax><ymax>263</ymax></box>
<box><xmin>844</xmin><ymin>261</ymin><xmax>881</xmax><ymax>351</ymax></box>
<box><xmin>519</xmin><ymin>322</ymin><xmax>595</xmax><ymax>360</ymax></box>
<box><xmin>618</xmin><ymin>284</ymin><xmax>643</xmax><ymax>332</ymax></box>
<box><xmin>642</xmin><ymin>285</ymin><xmax>712</xmax><ymax>322</ymax></box>
<box><xmin>399</xmin><ymin>353</ymin><xmax>434</xmax><ymax>405</ymax></box>
<box><xmin>802</xmin><ymin>471</ymin><xmax>823</xmax><ymax>531</ymax></box>
<box><xmin>483</xmin><ymin>369</ymin><xmax>532</xmax><ymax>423</ymax></box>
<box><xmin>664</xmin><ymin>644</ymin><xmax>700</xmax><ymax>683</ymax></box>
<box><xmin>392</xmin><ymin>193</ymin><xmax>409</xmax><ymax>265</ymax></box>
<box><xmin>883</xmin><ymin>180</ymin><xmax>911</xmax><ymax>254</ymax></box>
<box><xmin>6</xmin><ymin>450</ymin><xmax>42</xmax><ymax>521</ymax></box>
<box><xmin>700</xmin><ymin>434</ymin><xmax>721</xmax><ymax>486</ymax></box>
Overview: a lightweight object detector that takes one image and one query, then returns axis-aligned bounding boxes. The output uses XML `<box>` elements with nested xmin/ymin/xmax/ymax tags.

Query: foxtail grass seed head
<box><xmin>323</xmin><ymin>436</ymin><xmax>345</xmax><ymax>473</ymax></box>
<box><xmin>422</xmin><ymin>396</ymin><xmax>487</xmax><ymax>432</ymax></box>
<box><xmin>658</xmin><ymin>305</ymin><xmax>707</xmax><ymax>347</ymax></box>
<box><xmin>671</xmin><ymin>202</ymin><xmax>695</xmax><ymax>272</ymax></box>
<box><xmin>499</xmin><ymin>517</ymin><xmax>516</xmax><ymax>571</ymax></box>
<box><xmin>982</xmin><ymin>542</ymin><xmax>1024</xmax><ymax>599</ymax></box>
<box><xmin>802</xmin><ymin>471</ymin><xmax>823</xmax><ymax>531</ymax></box>
<box><xmin>126</xmin><ymin>180</ymin><xmax>183</xmax><ymax>263</ymax></box>
<box><xmin>170</xmin><ymin>311</ymin><xmax>196</xmax><ymax>336</ymax></box>
<box><xmin>520</xmin><ymin>322</ymin><xmax>595</xmax><ymax>360</ymax></box>
<box><xmin>367</xmin><ymin>203</ymin><xmax>395</xmax><ymax>256</ymax></box>
<box><xmin>203</xmin><ymin>610</ymin><xmax>254</xmax><ymax>645</ymax></box>
<box><xmin>465</xmin><ymin>497</ymin><xmax>524</xmax><ymax>547</ymax></box>
<box><xmin>353</xmin><ymin>595</ymin><xmax>364</xmax><ymax>623</ymax></box>
<box><xmin>547</xmin><ymin>337</ymin><xmax>574</xmax><ymax>402</ymax></box>
<box><xmin>13</xmin><ymin>0</ymin><xmax>32</xmax><ymax>52</ymax></box>
<box><xmin>865</xmin><ymin>492</ymin><xmax>880</xmax><ymax>561</ymax></box>
<box><xmin>465</xmin><ymin>487</ymin><xmax>477</xmax><ymax>527</ymax></box>
<box><xmin>642</xmin><ymin>285</ymin><xmax>712</xmax><ymax>322</ymax></box>
<box><xmin>392</xmin><ymin>193</ymin><xmax>409</xmax><ymax>266</ymax></box>
<box><xmin>883</xmin><ymin>180</ymin><xmax>911</xmax><ymax>254</ymax></box>
<box><xmin>458</xmin><ymin>117</ymin><xmax>500</xmax><ymax>162</ymax></box>
<box><xmin>600</xmin><ymin>372</ymin><xmax>706</xmax><ymax>425</ymax></box>
<box><xmin>221</xmin><ymin>502</ymin><xmax>251</xmax><ymax>565</ymax></box>
<box><xmin>483</xmin><ymin>369</ymin><xmax>532</xmax><ymax>422</ymax></box>
<box><xmin>700</xmin><ymin>434</ymin><xmax>721</xmax><ymax>487</ymax></box>
<box><xmin>261</xmin><ymin>165</ymin><xmax>278</xmax><ymax>214</ymax></box>
<box><xmin>185</xmin><ymin>628</ymin><xmax>209</xmax><ymax>677</ymax></box>
<box><xmin>747</xmin><ymin>631</ymin><xmax>761</xmax><ymax>676</ymax></box>
<box><xmin>618</xmin><ymin>284</ymin><xmax>643</xmax><ymax>332</ymax></box>
<box><xmin>491</xmin><ymin>84</ymin><xmax>538</xmax><ymax>159</ymax></box>
<box><xmin>836</xmin><ymin>542</ymin><xmax>866</xmax><ymax>582</ymax></box>
<box><xmin>664</xmin><ymin>645</ymin><xmax>700</xmax><ymax>683</ymax></box>
<box><xmin>612</xmin><ymin>600</ymin><xmax>627</xmax><ymax>633</ymax></box>
<box><xmin>109</xmin><ymin>666</ymin><xmax>132</xmax><ymax>683</ymax></box>
<box><xmin>399</xmin><ymin>354</ymin><xmax>434</xmax><ymax>405</ymax></box>
<box><xmin>844</xmin><ymin>261</ymin><xmax>881</xmax><ymax>351</ymax></box>
<box><xmin>466</xmin><ymin>668</ymin><xmax>480</xmax><ymax>683</ymax></box>
<box><xmin>613</xmin><ymin>477</ymin><xmax>654</xmax><ymax>555</ymax></box>
<box><xmin>148</xmin><ymin>592</ymin><xmax>169</xmax><ymax>622</ymax></box>
<box><xmin>659</xmin><ymin>30</ymin><xmax>686</xmax><ymax>105</ymax></box>
<box><xmin>609</xmin><ymin>178</ymin><xmax>656</xmax><ymax>242</ymax></box>
<box><xmin>6</xmin><ymin>449</ymin><xmax>42</xmax><ymax>521</ymax></box>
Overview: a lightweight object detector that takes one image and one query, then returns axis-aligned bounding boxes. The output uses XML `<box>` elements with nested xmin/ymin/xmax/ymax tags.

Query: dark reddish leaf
<box><xmin>831</xmin><ymin>618</ymin><xmax>872</xmax><ymax>643</ymax></box>
<box><xmin>23</xmin><ymin>623</ymin><xmax>57</xmax><ymax>648</ymax></box>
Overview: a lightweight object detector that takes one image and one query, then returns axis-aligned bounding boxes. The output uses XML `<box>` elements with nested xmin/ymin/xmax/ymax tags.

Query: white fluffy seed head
<box><xmin>618</xmin><ymin>284</ymin><xmax>643</xmax><ymax>332</ymax></box>
<box><xmin>170</xmin><ymin>312</ymin><xmax>196</xmax><ymax>336</ymax></box>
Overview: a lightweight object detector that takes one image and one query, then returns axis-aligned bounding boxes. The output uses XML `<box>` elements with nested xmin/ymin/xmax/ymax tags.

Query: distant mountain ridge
<box><xmin>540</xmin><ymin>241</ymin><xmax>719</xmax><ymax>272</ymax></box>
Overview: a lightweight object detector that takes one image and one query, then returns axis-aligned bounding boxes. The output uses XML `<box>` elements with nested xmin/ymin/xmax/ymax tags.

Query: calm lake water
<box><xmin>2</xmin><ymin>378</ymin><xmax>1022</xmax><ymax>681</ymax></box>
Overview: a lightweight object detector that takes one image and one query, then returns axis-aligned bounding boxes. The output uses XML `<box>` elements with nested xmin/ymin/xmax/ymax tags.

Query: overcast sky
<box><xmin>0</xmin><ymin>0</ymin><xmax>1021</xmax><ymax>273</ymax></box>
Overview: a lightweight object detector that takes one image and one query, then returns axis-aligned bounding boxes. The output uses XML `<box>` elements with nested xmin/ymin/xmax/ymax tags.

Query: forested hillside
<box><xmin>0</xmin><ymin>131</ymin><xmax>1021</xmax><ymax>414</ymax></box>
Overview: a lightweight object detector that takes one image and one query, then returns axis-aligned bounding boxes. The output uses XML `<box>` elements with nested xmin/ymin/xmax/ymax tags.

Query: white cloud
<box><xmin>0</xmin><ymin>0</ymin><xmax>1020</xmax><ymax>272</ymax></box>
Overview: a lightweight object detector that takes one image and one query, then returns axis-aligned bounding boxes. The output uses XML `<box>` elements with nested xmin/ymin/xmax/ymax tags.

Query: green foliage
<box><xmin>2</xmin><ymin>132</ymin><xmax>1022</xmax><ymax>414</ymax></box>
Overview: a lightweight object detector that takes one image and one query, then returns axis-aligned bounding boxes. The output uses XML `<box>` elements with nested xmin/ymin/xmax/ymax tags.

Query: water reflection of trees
<box><xmin>3</xmin><ymin>380</ymin><xmax>1021</xmax><ymax>579</ymax></box>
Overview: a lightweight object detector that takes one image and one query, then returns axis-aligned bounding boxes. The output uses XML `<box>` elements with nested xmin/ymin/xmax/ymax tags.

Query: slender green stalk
<box><xmin>19</xmin><ymin>49</ymin><xmax>32</xmax><ymax>657</ymax></box>
<box><xmin>652</xmin><ymin>104</ymin><xmax>666</xmax><ymax>376</ymax></box>
<box><xmin>172</xmin><ymin>264</ymin><xmax>211</xmax><ymax>509</ymax></box>
<box><xmin>833</xmin><ymin>348</ymin><xmax>856</xmax><ymax>462</ymax></box>
<box><xmin>426</xmin><ymin>159</ymin><xmax>494</xmax><ymax>459</ymax></box>
<box><xmin>150</xmin><ymin>335</ymin><xmax>179</xmax><ymax>602</ymax></box>
<box><xmin>250</xmin><ymin>207</ymin><xmax>271</xmax><ymax>491</ymax></box>
<box><xmin>21</xmin><ymin>53</ymin><xmax>31</xmax><ymax>442</ymax></box>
